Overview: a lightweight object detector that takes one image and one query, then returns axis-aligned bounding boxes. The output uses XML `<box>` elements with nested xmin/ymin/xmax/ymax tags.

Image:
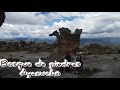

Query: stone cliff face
<box><xmin>0</xmin><ymin>12</ymin><xmax>5</xmax><ymax>27</ymax></box>
<box><xmin>48</xmin><ymin>27</ymin><xmax>82</xmax><ymax>61</ymax></box>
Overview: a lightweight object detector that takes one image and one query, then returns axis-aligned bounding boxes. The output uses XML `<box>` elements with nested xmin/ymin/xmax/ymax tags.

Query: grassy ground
<box><xmin>0</xmin><ymin>51</ymin><xmax>120</xmax><ymax>78</ymax></box>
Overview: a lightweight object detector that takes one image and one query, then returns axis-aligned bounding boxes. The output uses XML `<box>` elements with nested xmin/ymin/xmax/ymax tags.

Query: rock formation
<box><xmin>48</xmin><ymin>27</ymin><xmax>82</xmax><ymax>62</ymax></box>
<box><xmin>0</xmin><ymin>12</ymin><xmax>5</xmax><ymax>27</ymax></box>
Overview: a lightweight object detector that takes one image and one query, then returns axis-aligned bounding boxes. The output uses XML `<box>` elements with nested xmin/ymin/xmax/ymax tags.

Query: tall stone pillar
<box><xmin>48</xmin><ymin>27</ymin><xmax>82</xmax><ymax>62</ymax></box>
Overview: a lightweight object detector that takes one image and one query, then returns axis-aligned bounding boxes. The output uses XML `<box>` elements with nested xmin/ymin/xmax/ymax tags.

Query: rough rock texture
<box><xmin>48</xmin><ymin>27</ymin><xmax>82</xmax><ymax>61</ymax></box>
<box><xmin>0</xmin><ymin>12</ymin><xmax>5</xmax><ymax>27</ymax></box>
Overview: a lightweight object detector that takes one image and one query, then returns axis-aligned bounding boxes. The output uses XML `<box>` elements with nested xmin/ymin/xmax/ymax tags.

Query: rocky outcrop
<box><xmin>48</xmin><ymin>27</ymin><xmax>82</xmax><ymax>61</ymax></box>
<box><xmin>0</xmin><ymin>12</ymin><xmax>5</xmax><ymax>27</ymax></box>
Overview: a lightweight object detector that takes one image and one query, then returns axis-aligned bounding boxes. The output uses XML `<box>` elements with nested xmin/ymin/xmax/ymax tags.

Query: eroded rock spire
<box><xmin>48</xmin><ymin>27</ymin><xmax>82</xmax><ymax>61</ymax></box>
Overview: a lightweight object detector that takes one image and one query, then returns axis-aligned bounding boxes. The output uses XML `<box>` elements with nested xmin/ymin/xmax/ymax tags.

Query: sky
<box><xmin>0</xmin><ymin>12</ymin><xmax>120</xmax><ymax>39</ymax></box>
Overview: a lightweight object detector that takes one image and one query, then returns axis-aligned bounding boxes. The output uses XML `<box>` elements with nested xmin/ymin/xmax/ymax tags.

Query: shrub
<box><xmin>7</xmin><ymin>58</ymin><xmax>20</xmax><ymax>62</ymax></box>
<box><xmin>78</xmin><ymin>67</ymin><xmax>102</xmax><ymax>78</ymax></box>
<box><xmin>113</xmin><ymin>57</ymin><xmax>117</xmax><ymax>60</ymax></box>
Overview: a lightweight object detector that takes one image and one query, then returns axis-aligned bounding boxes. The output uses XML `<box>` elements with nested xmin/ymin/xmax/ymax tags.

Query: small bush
<box><xmin>118</xmin><ymin>50</ymin><xmax>120</xmax><ymax>54</ymax></box>
<box><xmin>20</xmin><ymin>55</ymin><xmax>24</xmax><ymax>57</ymax></box>
<box><xmin>78</xmin><ymin>67</ymin><xmax>102</xmax><ymax>78</ymax></box>
<box><xmin>92</xmin><ymin>67</ymin><xmax>102</xmax><ymax>73</ymax></box>
<box><xmin>7</xmin><ymin>58</ymin><xmax>20</xmax><ymax>62</ymax></box>
<box><xmin>113</xmin><ymin>57</ymin><xmax>117</xmax><ymax>60</ymax></box>
<box><xmin>80</xmin><ymin>44</ymin><xmax>115</xmax><ymax>55</ymax></box>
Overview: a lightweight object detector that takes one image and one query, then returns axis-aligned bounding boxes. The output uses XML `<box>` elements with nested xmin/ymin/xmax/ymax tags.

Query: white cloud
<box><xmin>1</xmin><ymin>12</ymin><xmax>120</xmax><ymax>39</ymax></box>
<box><xmin>52</xmin><ymin>12</ymin><xmax>120</xmax><ymax>38</ymax></box>
<box><xmin>5</xmin><ymin>12</ymin><xmax>46</xmax><ymax>25</ymax></box>
<box><xmin>0</xmin><ymin>23</ymin><xmax>57</xmax><ymax>39</ymax></box>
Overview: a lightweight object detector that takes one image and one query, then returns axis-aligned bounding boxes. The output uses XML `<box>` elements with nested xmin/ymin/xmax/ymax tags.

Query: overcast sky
<box><xmin>0</xmin><ymin>12</ymin><xmax>120</xmax><ymax>39</ymax></box>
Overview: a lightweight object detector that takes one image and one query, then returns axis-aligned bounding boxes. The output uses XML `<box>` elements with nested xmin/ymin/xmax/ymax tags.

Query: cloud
<box><xmin>52</xmin><ymin>12</ymin><xmax>120</xmax><ymax>38</ymax></box>
<box><xmin>1</xmin><ymin>12</ymin><xmax>120</xmax><ymax>39</ymax></box>
<box><xmin>0</xmin><ymin>23</ymin><xmax>58</xmax><ymax>39</ymax></box>
<box><xmin>5</xmin><ymin>12</ymin><xmax>47</xmax><ymax>25</ymax></box>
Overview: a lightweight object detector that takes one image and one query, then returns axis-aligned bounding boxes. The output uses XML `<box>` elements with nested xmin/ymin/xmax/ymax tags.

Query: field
<box><xmin>0</xmin><ymin>51</ymin><xmax>120</xmax><ymax>78</ymax></box>
<box><xmin>0</xmin><ymin>41</ymin><xmax>120</xmax><ymax>78</ymax></box>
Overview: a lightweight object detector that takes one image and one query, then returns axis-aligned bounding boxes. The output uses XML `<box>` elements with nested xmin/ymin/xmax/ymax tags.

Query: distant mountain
<box><xmin>14</xmin><ymin>37</ymin><xmax>56</xmax><ymax>43</ymax></box>
<box><xmin>0</xmin><ymin>37</ymin><xmax>120</xmax><ymax>45</ymax></box>
<box><xmin>80</xmin><ymin>37</ymin><xmax>120</xmax><ymax>45</ymax></box>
